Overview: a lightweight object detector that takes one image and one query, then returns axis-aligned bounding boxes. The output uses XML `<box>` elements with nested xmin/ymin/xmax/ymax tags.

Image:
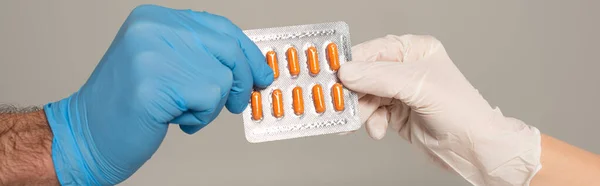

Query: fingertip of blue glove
<box><xmin>226</xmin><ymin>101</ymin><xmax>249</xmax><ymax>114</ymax></box>
<box><xmin>255</xmin><ymin>70</ymin><xmax>274</xmax><ymax>88</ymax></box>
<box><xmin>179</xmin><ymin>124</ymin><xmax>207</xmax><ymax>135</ymax></box>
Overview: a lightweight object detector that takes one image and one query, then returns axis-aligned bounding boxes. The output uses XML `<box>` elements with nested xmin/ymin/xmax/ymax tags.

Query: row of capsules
<box><xmin>251</xmin><ymin>43</ymin><xmax>344</xmax><ymax>120</ymax></box>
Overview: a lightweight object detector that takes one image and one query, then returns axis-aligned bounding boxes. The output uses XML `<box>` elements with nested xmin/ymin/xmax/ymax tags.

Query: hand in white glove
<box><xmin>338</xmin><ymin>35</ymin><xmax>542</xmax><ymax>186</ymax></box>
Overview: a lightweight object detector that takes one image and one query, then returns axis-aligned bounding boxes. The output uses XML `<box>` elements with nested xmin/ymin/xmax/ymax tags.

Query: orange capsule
<box><xmin>306</xmin><ymin>46</ymin><xmax>320</xmax><ymax>75</ymax></box>
<box><xmin>251</xmin><ymin>91</ymin><xmax>263</xmax><ymax>120</ymax></box>
<box><xmin>286</xmin><ymin>47</ymin><xmax>300</xmax><ymax>76</ymax></box>
<box><xmin>292</xmin><ymin>86</ymin><xmax>304</xmax><ymax>115</ymax></box>
<box><xmin>271</xmin><ymin>89</ymin><xmax>284</xmax><ymax>118</ymax></box>
<box><xmin>326</xmin><ymin>43</ymin><xmax>340</xmax><ymax>71</ymax></box>
<box><xmin>331</xmin><ymin>83</ymin><xmax>345</xmax><ymax>111</ymax></box>
<box><xmin>266</xmin><ymin>51</ymin><xmax>279</xmax><ymax>79</ymax></box>
<box><xmin>312</xmin><ymin>84</ymin><xmax>326</xmax><ymax>114</ymax></box>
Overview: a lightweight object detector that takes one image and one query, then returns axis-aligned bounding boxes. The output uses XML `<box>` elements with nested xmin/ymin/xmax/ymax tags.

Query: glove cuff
<box><xmin>44</xmin><ymin>95</ymin><xmax>100</xmax><ymax>185</ymax></box>
<box><xmin>466</xmin><ymin>108</ymin><xmax>542</xmax><ymax>186</ymax></box>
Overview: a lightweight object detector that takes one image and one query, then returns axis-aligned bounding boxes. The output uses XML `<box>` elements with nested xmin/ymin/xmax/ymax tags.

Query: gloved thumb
<box><xmin>338</xmin><ymin>61</ymin><xmax>425</xmax><ymax>105</ymax></box>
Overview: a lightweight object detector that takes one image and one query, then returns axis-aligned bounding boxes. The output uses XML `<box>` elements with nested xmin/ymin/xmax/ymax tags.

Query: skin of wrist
<box><xmin>0</xmin><ymin>110</ymin><xmax>58</xmax><ymax>185</ymax></box>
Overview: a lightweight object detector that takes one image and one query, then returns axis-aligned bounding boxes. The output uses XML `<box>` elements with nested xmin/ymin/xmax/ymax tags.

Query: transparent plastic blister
<box><xmin>242</xmin><ymin>21</ymin><xmax>360</xmax><ymax>143</ymax></box>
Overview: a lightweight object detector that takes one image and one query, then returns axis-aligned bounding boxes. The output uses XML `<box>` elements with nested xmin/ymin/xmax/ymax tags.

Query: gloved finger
<box><xmin>179</xmin><ymin>97</ymin><xmax>228</xmax><ymax>134</ymax></box>
<box><xmin>365</xmin><ymin>107</ymin><xmax>390</xmax><ymax>140</ymax></box>
<box><xmin>203</xmin><ymin>36</ymin><xmax>253</xmax><ymax>114</ymax></box>
<box><xmin>191</xmin><ymin>11</ymin><xmax>274</xmax><ymax>88</ymax></box>
<box><xmin>388</xmin><ymin>102</ymin><xmax>411</xmax><ymax>139</ymax></box>
<box><xmin>338</xmin><ymin>94</ymin><xmax>380</xmax><ymax>136</ymax></box>
<box><xmin>358</xmin><ymin>94</ymin><xmax>382</xmax><ymax>124</ymax></box>
<box><xmin>171</xmin><ymin>112</ymin><xmax>208</xmax><ymax>128</ymax></box>
<box><xmin>204</xmin><ymin>35</ymin><xmax>254</xmax><ymax>114</ymax></box>
<box><xmin>179</xmin><ymin>120</ymin><xmax>206</xmax><ymax>134</ymax></box>
<box><xmin>339</xmin><ymin>61</ymin><xmax>423</xmax><ymax>105</ymax></box>
<box><xmin>167</xmin><ymin>83</ymin><xmax>219</xmax><ymax>134</ymax></box>
<box><xmin>179</xmin><ymin>71</ymin><xmax>231</xmax><ymax>134</ymax></box>
<box><xmin>179</xmin><ymin>22</ymin><xmax>255</xmax><ymax>114</ymax></box>
<box><xmin>168</xmin><ymin>64</ymin><xmax>232</xmax><ymax>134</ymax></box>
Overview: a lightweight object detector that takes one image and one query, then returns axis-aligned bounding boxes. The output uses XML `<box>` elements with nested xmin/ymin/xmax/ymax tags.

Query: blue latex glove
<box><xmin>43</xmin><ymin>4</ymin><xmax>273</xmax><ymax>185</ymax></box>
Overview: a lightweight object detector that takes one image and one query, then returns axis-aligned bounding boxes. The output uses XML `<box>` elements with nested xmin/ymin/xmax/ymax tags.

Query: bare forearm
<box><xmin>530</xmin><ymin>134</ymin><xmax>600</xmax><ymax>186</ymax></box>
<box><xmin>0</xmin><ymin>106</ymin><xmax>59</xmax><ymax>185</ymax></box>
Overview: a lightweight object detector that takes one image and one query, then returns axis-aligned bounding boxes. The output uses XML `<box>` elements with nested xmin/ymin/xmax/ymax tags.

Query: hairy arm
<box><xmin>0</xmin><ymin>105</ymin><xmax>59</xmax><ymax>185</ymax></box>
<box><xmin>529</xmin><ymin>134</ymin><xmax>600</xmax><ymax>186</ymax></box>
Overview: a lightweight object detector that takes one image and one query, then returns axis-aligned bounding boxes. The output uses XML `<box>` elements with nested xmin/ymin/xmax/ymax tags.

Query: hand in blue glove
<box><xmin>43</xmin><ymin>4</ymin><xmax>273</xmax><ymax>185</ymax></box>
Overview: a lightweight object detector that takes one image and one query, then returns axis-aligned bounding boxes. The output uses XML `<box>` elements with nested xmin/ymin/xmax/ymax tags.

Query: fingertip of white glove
<box><xmin>365</xmin><ymin>107</ymin><xmax>389</xmax><ymax>140</ymax></box>
<box><xmin>366</xmin><ymin>125</ymin><xmax>386</xmax><ymax>140</ymax></box>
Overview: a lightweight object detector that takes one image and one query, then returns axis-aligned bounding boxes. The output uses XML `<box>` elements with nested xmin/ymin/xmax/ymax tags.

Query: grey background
<box><xmin>1</xmin><ymin>0</ymin><xmax>599</xmax><ymax>185</ymax></box>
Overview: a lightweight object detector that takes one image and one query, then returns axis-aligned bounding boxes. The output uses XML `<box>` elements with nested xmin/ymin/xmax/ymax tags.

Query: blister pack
<box><xmin>242</xmin><ymin>21</ymin><xmax>361</xmax><ymax>143</ymax></box>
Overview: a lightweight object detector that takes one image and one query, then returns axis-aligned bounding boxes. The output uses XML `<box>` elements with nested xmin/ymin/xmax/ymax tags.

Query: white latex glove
<box><xmin>338</xmin><ymin>35</ymin><xmax>542</xmax><ymax>186</ymax></box>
